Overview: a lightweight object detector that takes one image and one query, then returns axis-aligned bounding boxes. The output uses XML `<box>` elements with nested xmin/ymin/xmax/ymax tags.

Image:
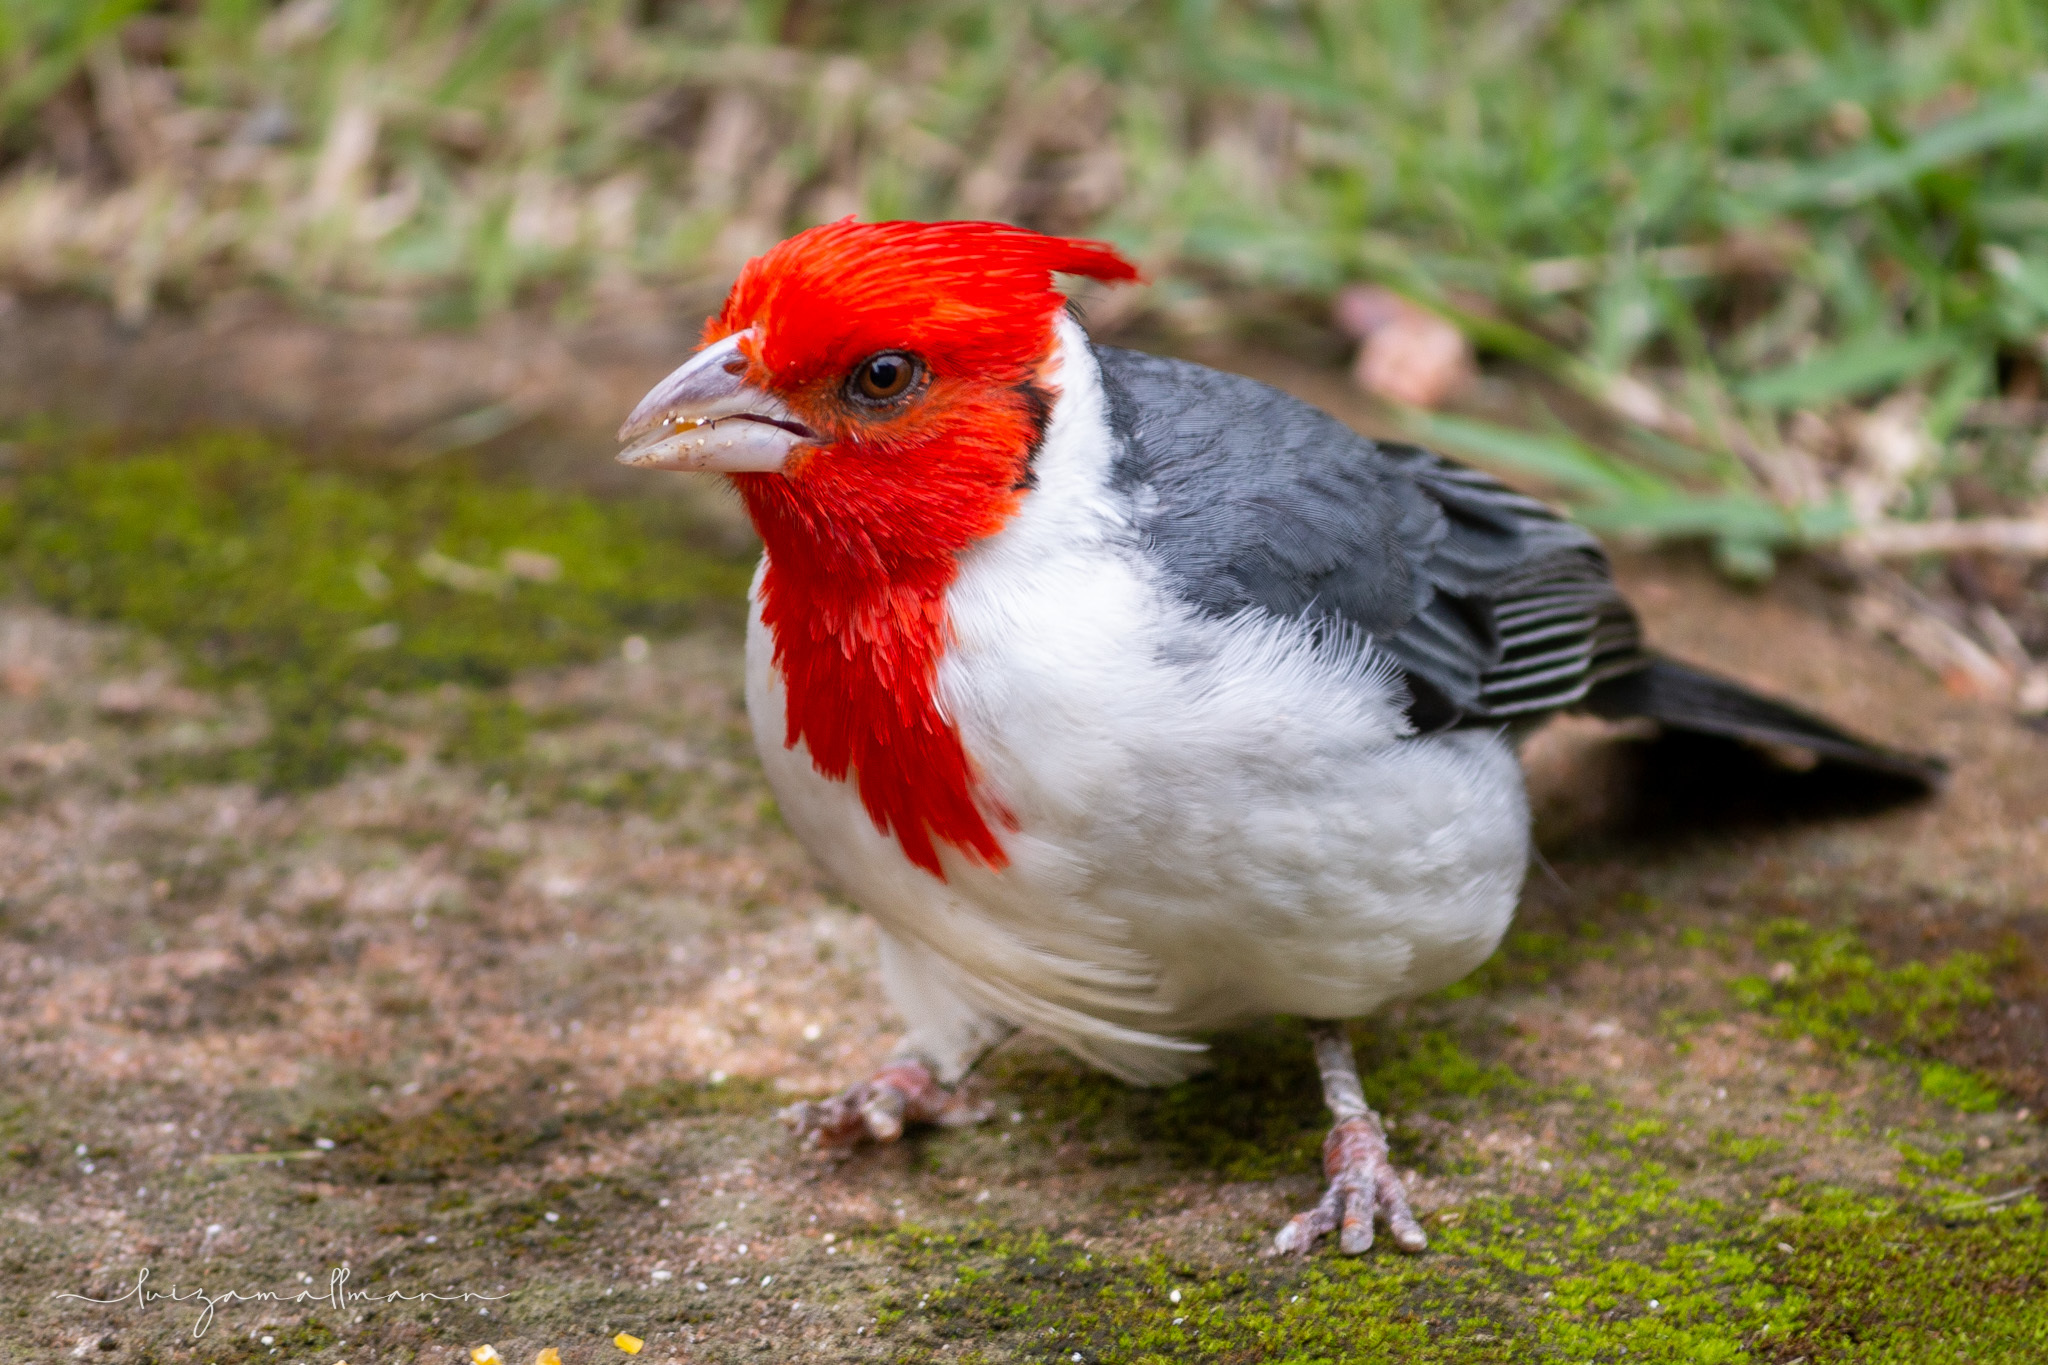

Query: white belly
<box><xmin>744</xmin><ymin>542</ymin><xmax>1530</xmax><ymax>1084</ymax></box>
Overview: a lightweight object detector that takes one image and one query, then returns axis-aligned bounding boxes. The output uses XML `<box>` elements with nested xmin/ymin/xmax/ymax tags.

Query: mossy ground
<box><xmin>0</xmin><ymin>431</ymin><xmax>750</xmax><ymax>792</ymax></box>
<box><xmin>1</xmin><ymin>430</ymin><xmax>2044</xmax><ymax>1363</ymax></box>
<box><xmin>880</xmin><ymin>1181</ymin><xmax>2046</xmax><ymax>1363</ymax></box>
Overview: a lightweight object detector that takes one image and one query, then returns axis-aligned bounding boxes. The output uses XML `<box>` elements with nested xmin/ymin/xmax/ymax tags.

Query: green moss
<box><xmin>0</xmin><ymin>432</ymin><xmax>751</xmax><ymax>791</ymax></box>
<box><xmin>274</xmin><ymin>1073</ymin><xmax>777</xmax><ymax>1186</ymax></box>
<box><xmin>875</xmin><ymin>1180</ymin><xmax>2047</xmax><ymax>1363</ymax></box>
<box><xmin>591</xmin><ymin>1074</ymin><xmax>785</xmax><ymax>1128</ymax></box>
<box><xmin>1731</xmin><ymin>918</ymin><xmax>2004</xmax><ymax>1111</ymax></box>
<box><xmin>439</xmin><ymin>693</ymin><xmax>534</xmax><ymax>771</ymax></box>
<box><xmin>1919</xmin><ymin>1061</ymin><xmax>2003</xmax><ymax>1114</ymax></box>
<box><xmin>1435</xmin><ymin>900</ymin><xmax>1660</xmax><ymax>1004</ymax></box>
<box><xmin>1769</xmin><ymin>1191</ymin><xmax>2048</xmax><ymax>1362</ymax></box>
<box><xmin>1615</xmin><ymin>1117</ymin><xmax>1670</xmax><ymax>1144</ymax></box>
<box><xmin>310</xmin><ymin>1095</ymin><xmax>561</xmax><ymax>1184</ymax></box>
<box><xmin>1708</xmin><ymin>1132</ymin><xmax>1784</xmax><ymax>1165</ymax></box>
<box><xmin>995</xmin><ymin>1020</ymin><xmax>1513</xmax><ymax>1181</ymax></box>
<box><xmin>482</xmin><ymin>1185</ymin><xmax>597</xmax><ymax>1253</ymax></box>
<box><xmin>0</xmin><ymin>1096</ymin><xmax>45</xmax><ymax>1167</ymax></box>
<box><xmin>1436</xmin><ymin>929</ymin><xmax>1578</xmax><ymax>999</ymax></box>
<box><xmin>492</xmin><ymin>749</ymin><xmax>727</xmax><ymax>820</ymax></box>
<box><xmin>1364</xmin><ymin>1029</ymin><xmax>1518</xmax><ymax>1113</ymax></box>
<box><xmin>1894</xmin><ymin>1139</ymin><xmax>1968</xmax><ymax>1190</ymax></box>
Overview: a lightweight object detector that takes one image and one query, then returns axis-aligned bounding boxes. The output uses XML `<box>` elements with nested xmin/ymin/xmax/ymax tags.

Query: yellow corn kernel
<box><xmin>613</xmin><ymin>1332</ymin><xmax>644</xmax><ymax>1354</ymax></box>
<box><xmin>471</xmin><ymin>1348</ymin><xmax>503</xmax><ymax>1365</ymax></box>
<box><xmin>535</xmin><ymin>1351</ymin><xmax>563</xmax><ymax>1365</ymax></box>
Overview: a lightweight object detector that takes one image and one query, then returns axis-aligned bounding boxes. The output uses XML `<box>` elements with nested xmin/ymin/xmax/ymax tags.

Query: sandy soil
<box><xmin>1</xmin><ymin>305</ymin><xmax>2043</xmax><ymax>1364</ymax></box>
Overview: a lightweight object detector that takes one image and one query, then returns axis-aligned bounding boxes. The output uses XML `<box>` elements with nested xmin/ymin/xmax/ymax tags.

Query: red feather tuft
<box><xmin>713</xmin><ymin>221</ymin><xmax>1137</xmax><ymax>879</ymax></box>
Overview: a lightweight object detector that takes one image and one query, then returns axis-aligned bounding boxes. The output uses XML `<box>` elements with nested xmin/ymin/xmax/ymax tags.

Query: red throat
<box><xmin>735</xmin><ymin>415</ymin><xmax>1030</xmax><ymax>880</ymax></box>
<box><xmin>714</xmin><ymin>220</ymin><xmax>1138</xmax><ymax>879</ymax></box>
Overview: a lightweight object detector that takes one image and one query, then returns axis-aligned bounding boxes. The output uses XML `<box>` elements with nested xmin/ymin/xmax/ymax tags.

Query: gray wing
<box><xmin>1095</xmin><ymin>345</ymin><xmax>1644</xmax><ymax>730</ymax></box>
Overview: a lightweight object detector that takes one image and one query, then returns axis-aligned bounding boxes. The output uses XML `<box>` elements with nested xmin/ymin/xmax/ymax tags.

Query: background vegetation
<box><xmin>3</xmin><ymin>1</ymin><xmax>2048</xmax><ymax>580</ymax></box>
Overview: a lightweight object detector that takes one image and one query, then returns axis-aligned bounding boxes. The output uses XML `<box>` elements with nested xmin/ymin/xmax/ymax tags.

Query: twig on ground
<box><xmin>1843</xmin><ymin>566</ymin><xmax>2014</xmax><ymax>700</ymax></box>
<box><xmin>1940</xmin><ymin>1185</ymin><xmax>2040</xmax><ymax>1214</ymax></box>
<box><xmin>1844</xmin><ymin>518</ymin><xmax>2048</xmax><ymax>560</ymax></box>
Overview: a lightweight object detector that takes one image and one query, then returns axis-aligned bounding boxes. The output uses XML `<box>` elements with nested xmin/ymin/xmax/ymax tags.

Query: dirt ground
<box><xmin>1</xmin><ymin>303</ymin><xmax>2045</xmax><ymax>1364</ymax></box>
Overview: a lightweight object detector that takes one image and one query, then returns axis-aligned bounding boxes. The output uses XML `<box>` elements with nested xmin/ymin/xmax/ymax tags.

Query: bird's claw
<box><xmin>779</xmin><ymin>1059</ymin><xmax>992</xmax><ymax>1151</ymax></box>
<box><xmin>1271</xmin><ymin>1114</ymin><xmax>1427</xmax><ymax>1256</ymax></box>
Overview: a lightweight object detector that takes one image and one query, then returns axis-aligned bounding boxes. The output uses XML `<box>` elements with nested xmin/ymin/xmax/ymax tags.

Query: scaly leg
<box><xmin>782</xmin><ymin>930</ymin><xmax>1011</xmax><ymax>1150</ymax></box>
<box><xmin>1271</xmin><ymin>1021</ymin><xmax>1427</xmax><ymax>1256</ymax></box>
<box><xmin>779</xmin><ymin>1055</ymin><xmax>994</xmax><ymax>1149</ymax></box>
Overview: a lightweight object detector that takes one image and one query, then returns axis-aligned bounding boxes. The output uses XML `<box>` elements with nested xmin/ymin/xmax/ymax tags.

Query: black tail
<box><xmin>1581</xmin><ymin>656</ymin><xmax>1947</xmax><ymax>794</ymax></box>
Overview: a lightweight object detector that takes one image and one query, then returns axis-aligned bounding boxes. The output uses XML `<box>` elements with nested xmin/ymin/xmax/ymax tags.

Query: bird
<box><xmin>613</xmin><ymin>218</ymin><xmax>1944</xmax><ymax>1257</ymax></box>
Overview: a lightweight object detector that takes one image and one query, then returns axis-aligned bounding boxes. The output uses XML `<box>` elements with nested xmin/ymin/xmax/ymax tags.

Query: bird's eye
<box><xmin>851</xmin><ymin>351</ymin><xmax>920</xmax><ymax>404</ymax></box>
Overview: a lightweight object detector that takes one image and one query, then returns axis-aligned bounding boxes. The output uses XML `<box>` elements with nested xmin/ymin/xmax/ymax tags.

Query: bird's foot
<box><xmin>1271</xmin><ymin>1114</ymin><xmax>1427</xmax><ymax>1256</ymax></box>
<box><xmin>779</xmin><ymin>1059</ymin><xmax>992</xmax><ymax>1151</ymax></box>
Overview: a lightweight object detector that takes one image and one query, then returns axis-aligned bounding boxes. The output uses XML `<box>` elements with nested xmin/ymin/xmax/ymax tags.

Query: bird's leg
<box><xmin>1271</xmin><ymin>1021</ymin><xmax>1427</xmax><ymax>1256</ymax></box>
<box><xmin>778</xmin><ymin>1056</ymin><xmax>993</xmax><ymax>1150</ymax></box>
<box><xmin>781</xmin><ymin>1019</ymin><xmax>1015</xmax><ymax>1151</ymax></box>
<box><xmin>783</xmin><ymin>939</ymin><xmax>1010</xmax><ymax>1150</ymax></box>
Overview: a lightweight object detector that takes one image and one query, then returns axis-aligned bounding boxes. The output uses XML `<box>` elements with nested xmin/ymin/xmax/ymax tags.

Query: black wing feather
<box><xmin>1094</xmin><ymin>344</ymin><xmax>1943</xmax><ymax>793</ymax></box>
<box><xmin>1097</xmin><ymin>345</ymin><xmax>1640</xmax><ymax>730</ymax></box>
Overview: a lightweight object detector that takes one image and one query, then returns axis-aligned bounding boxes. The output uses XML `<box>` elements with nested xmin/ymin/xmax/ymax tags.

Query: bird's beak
<box><xmin>615</xmin><ymin>329</ymin><xmax>821</xmax><ymax>473</ymax></box>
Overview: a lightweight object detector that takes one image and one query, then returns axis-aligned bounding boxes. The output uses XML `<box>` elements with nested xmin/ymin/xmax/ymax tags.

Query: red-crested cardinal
<box><xmin>615</xmin><ymin>219</ymin><xmax>1942</xmax><ymax>1256</ymax></box>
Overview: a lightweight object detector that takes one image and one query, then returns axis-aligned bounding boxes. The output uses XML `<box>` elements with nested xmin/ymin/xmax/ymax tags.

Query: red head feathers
<box><xmin>716</xmin><ymin>218</ymin><xmax>1139</xmax><ymax>405</ymax></box>
<box><xmin>672</xmin><ymin>220</ymin><xmax>1139</xmax><ymax>878</ymax></box>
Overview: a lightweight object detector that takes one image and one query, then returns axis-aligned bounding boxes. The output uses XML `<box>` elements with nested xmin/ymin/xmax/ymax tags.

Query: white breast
<box><xmin>746</xmin><ymin>319</ymin><xmax>1530</xmax><ymax>1083</ymax></box>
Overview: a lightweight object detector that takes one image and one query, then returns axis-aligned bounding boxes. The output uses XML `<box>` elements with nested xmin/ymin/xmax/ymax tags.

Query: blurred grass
<box><xmin>1</xmin><ymin>1</ymin><xmax>2047</xmax><ymax>573</ymax></box>
<box><xmin>0</xmin><ymin>431</ymin><xmax>751</xmax><ymax>788</ymax></box>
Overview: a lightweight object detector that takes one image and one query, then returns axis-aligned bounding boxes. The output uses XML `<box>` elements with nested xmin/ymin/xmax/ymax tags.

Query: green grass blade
<box><xmin>1406</xmin><ymin>413</ymin><xmax>1672</xmax><ymax>503</ymax></box>
<box><xmin>1740</xmin><ymin>331</ymin><xmax>1967</xmax><ymax>409</ymax></box>
<box><xmin>1743</xmin><ymin>84</ymin><xmax>2048</xmax><ymax>210</ymax></box>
